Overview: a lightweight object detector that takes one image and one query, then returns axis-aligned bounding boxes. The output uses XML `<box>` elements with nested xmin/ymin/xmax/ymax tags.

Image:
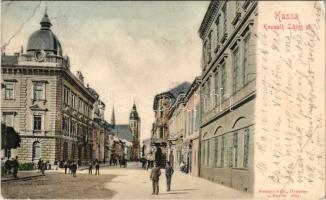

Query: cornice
<box><xmin>198</xmin><ymin>1</ymin><xmax>220</xmax><ymax>40</ymax></box>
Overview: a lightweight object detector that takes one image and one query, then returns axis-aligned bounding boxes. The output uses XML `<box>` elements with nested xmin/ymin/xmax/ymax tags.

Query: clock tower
<box><xmin>129</xmin><ymin>103</ymin><xmax>140</xmax><ymax>161</ymax></box>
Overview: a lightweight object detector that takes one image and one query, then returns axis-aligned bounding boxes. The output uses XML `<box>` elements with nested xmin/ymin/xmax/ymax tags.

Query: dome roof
<box><xmin>27</xmin><ymin>12</ymin><xmax>62</xmax><ymax>55</ymax></box>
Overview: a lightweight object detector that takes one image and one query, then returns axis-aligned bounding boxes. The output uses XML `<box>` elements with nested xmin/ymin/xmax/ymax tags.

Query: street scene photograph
<box><xmin>1</xmin><ymin>1</ymin><xmax>325</xmax><ymax>199</ymax></box>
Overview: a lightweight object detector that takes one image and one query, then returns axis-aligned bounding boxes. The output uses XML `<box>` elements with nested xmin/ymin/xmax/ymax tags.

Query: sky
<box><xmin>1</xmin><ymin>1</ymin><xmax>209</xmax><ymax>142</ymax></box>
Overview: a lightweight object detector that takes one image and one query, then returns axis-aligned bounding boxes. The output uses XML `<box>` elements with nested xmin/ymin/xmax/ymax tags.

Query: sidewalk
<box><xmin>1</xmin><ymin>171</ymin><xmax>44</xmax><ymax>182</ymax></box>
<box><xmin>103</xmin><ymin>166</ymin><xmax>253</xmax><ymax>199</ymax></box>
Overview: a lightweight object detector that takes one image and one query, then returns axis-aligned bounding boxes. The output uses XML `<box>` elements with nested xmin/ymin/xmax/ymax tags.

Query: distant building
<box><xmin>167</xmin><ymin>93</ymin><xmax>186</xmax><ymax>169</ymax></box>
<box><xmin>152</xmin><ymin>82</ymin><xmax>190</xmax><ymax>166</ymax></box>
<box><xmin>89</xmin><ymin>87</ymin><xmax>110</xmax><ymax>163</ymax></box>
<box><xmin>182</xmin><ymin>77</ymin><xmax>201</xmax><ymax>176</ymax></box>
<box><xmin>129</xmin><ymin>103</ymin><xmax>141</xmax><ymax>161</ymax></box>
<box><xmin>110</xmin><ymin>103</ymin><xmax>141</xmax><ymax>161</ymax></box>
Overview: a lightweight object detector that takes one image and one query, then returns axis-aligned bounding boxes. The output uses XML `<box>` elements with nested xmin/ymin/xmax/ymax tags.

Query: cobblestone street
<box><xmin>1</xmin><ymin>172</ymin><xmax>116</xmax><ymax>199</ymax></box>
<box><xmin>2</xmin><ymin>163</ymin><xmax>252</xmax><ymax>199</ymax></box>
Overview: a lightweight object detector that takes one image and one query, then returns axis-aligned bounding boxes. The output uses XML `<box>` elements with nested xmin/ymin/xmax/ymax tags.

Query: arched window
<box><xmin>32</xmin><ymin>141</ymin><xmax>41</xmax><ymax>161</ymax></box>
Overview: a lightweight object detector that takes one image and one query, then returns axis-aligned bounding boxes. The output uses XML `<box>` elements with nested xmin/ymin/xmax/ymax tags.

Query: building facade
<box><xmin>1</xmin><ymin>12</ymin><xmax>97</xmax><ymax>164</ymax></box>
<box><xmin>167</xmin><ymin>95</ymin><xmax>185</xmax><ymax>170</ymax></box>
<box><xmin>90</xmin><ymin>94</ymin><xmax>108</xmax><ymax>162</ymax></box>
<box><xmin>183</xmin><ymin>77</ymin><xmax>201</xmax><ymax>176</ymax></box>
<box><xmin>152</xmin><ymin>82</ymin><xmax>190</xmax><ymax>166</ymax></box>
<box><xmin>198</xmin><ymin>1</ymin><xmax>257</xmax><ymax>192</ymax></box>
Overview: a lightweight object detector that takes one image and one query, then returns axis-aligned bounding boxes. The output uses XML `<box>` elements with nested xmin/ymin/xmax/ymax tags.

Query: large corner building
<box><xmin>1</xmin><ymin>12</ymin><xmax>97</xmax><ymax>163</ymax></box>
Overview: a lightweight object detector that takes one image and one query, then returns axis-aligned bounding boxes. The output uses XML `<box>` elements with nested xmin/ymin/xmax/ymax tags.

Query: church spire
<box><xmin>111</xmin><ymin>105</ymin><xmax>116</xmax><ymax>128</ymax></box>
<box><xmin>130</xmin><ymin>102</ymin><xmax>139</xmax><ymax>120</ymax></box>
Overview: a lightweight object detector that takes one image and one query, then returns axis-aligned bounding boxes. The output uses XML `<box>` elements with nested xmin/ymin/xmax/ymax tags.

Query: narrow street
<box><xmin>2</xmin><ymin>162</ymin><xmax>252</xmax><ymax>199</ymax></box>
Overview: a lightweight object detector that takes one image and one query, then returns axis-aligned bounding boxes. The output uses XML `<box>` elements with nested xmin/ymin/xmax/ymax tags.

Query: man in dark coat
<box><xmin>71</xmin><ymin>162</ymin><xmax>77</xmax><ymax>177</ymax></box>
<box><xmin>64</xmin><ymin>161</ymin><xmax>68</xmax><ymax>174</ymax></box>
<box><xmin>165</xmin><ymin>161</ymin><xmax>174</xmax><ymax>191</ymax></box>
<box><xmin>150</xmin><ymin>163</ymin><xmax>161</xmax><ymax>195</ymax></box>
<box><xmin>95</xmin><ymin>159</ymin><xmax>100</xmax><ymax>175</ymax></box>
<box><xmin>12</xmin><ymin>156</ymin><xmax>19</xmax><ymax>178</ymax></box>
<box><xmin>37</xmin><ymin>158</ymin><xmax>43</xmax><ymax>173</ymax></box>
<box><xmin>4</xmin><ymin>159</ymin><xmax>10</xmax><ymax>175</ymax></box>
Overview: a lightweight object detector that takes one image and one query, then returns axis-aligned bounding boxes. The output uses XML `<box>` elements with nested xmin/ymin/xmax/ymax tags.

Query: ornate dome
<box><xmin>27</xmin><ymin>12</ymin><xmax>62</xmax><ymax>56</ymax></box>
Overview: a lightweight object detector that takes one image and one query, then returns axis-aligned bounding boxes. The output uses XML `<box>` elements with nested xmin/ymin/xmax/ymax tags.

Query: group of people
<box><xmin>140</xmin><ymin>157</ymin><xmax>154</xmax><ymax>171</ymax></box>
<box><xmin>37</xmin><ymin>158</ymin><xmax>51</xmax><ymax>175</ymax></box>
<box><xmin>63</xmin><ymin>160</ymin><xmax>79</xmax><ymax>177</ymax></box>
<box><xmin>150</xmin><ymin>161</ymin><xmax>174</xmax><ymax>195</ymax></box>
<box><xmin>2</xmin><ymin>156</ymin><xmax>19</xmax><ymax>178</ymax></box>
<box><xmin>109</xmin><ymin>155</ymin><xmax>128</xmax><ymax>168</ymax></box>
<box><xmin>88</xmin><ymin>159</ymin><xmax>100</xmax><ymax>175</ymax></box>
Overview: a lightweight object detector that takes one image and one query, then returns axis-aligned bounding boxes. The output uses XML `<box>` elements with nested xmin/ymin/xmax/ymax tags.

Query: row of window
<box><xmin>32</xmin><ymin>141</ymin><xmax>78</xmax><ymax>161</ymax></box>
<box><xmin>203</xmin><ymin>1</ymin><xmax>251</xmax><ymax>67</ymax></box>
<box><xmin>185</xmin><ymin>106</ymin><xmax>200</xmax><ymax>136</ymax></box>
<box><xmin>3</xmin><ymin>81</ymin><xmax>46</xmax><ymax>101</ymax></box>
<box><xmin>202</xmin><ymin>34</ymin><xmax>252</xmax><ymax>113</ymax></box>
<box><xmin>3</xmin><ymin>113</ymin><xmax>43</xmax><ymax>132</ymax></box>
<box><xmin>62</xmin><ymin>115</ymin><xmax>88</xmax><ymax>139</ymax></box>
<box><xmin>203</xmin><ymin>2</ymin><xmax>228</xmax><ymax>65</ymax></box>
<box><xmin>201</xmin><ymin>128</ymin><xmax>250</xmax><ymax>169</ymax></box>
<box><xmin>63</xmin><ymin>86</ymin><xmax>92</xmax><ymax>117</ymax></box>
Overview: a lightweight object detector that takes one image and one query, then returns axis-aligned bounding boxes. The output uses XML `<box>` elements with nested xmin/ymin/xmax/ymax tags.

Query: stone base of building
<box><xmin>200</xmin><ymin>167</ymin><xmax>253</xmax><ymax>193</ymax></box>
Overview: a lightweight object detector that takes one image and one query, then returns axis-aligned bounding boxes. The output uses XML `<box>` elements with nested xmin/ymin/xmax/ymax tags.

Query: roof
<box><xmin>111</xmin><ymin>124</ymin><xmax>133</xmax><ymax>142</ymax></box>
<box><xmin>27</xmin><ymin>12</ymin><xmax>62</xmax><ymax>55</ymax></box>
<box><xmin>1</xmin><ymin>55</ymin><xmax>19</xmax><ymax>65</ymax></box>
<box><xmin>153</xmin><ymin>81</ymin><xmax>191</xmax><ymax>110</ymax></box>
<box><xmin>130</xmin><ymin>103</ymin><xmax>139</xmax><ymax>120</ymax></box>
<box><xmin>184</xmin><ymin>76</ymin><xmax>202</xmax><ymax>101</ymax></box>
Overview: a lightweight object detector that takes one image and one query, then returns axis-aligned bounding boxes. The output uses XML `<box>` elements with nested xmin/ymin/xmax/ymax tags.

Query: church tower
<box><xmin>129</xmin><ymin>102</ymin><xmax>140</xmax><ymax>161</ymax></box>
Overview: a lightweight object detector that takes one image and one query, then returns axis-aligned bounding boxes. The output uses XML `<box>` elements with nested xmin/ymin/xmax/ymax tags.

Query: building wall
<box><xmin>183</xmin><ymin>83</ymin><xmax>200</xmax><ymax>176</ymax></box>
<box><xmin>200</xmin><ymin>98</ymin><xmax>255</xmax><ymax>192</ymax></box>
<box><xmin>1</xmin><ymin>67</ymin><xmax>60</xmax><ymax>162</ymax></box>
<box><xmin>198</xmin><ymin>0</ymin><xmax>257</xmax><ymax>193</ymax></box>
<box><xmin>191</xmin><ymin>138</ymin><xmax>199</xmax><ymax>176</ymax></box>
<box><xmin>153</xmin><ymin>97</ymin><xmax>171</xmax><ymax>142</ymax></box>
<box><xmin>1</xmin><ymin>56</ymin><xmax>96</xmax><ymax>163</ymax></box>
<box><xmin>169</xmin><ymin>102</ymin><xmax>186</xmax><ymax>170</ymax></box>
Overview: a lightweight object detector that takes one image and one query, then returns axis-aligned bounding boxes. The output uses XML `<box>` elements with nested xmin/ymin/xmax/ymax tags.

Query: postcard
<box><xmin>1</xmin><ymin>1</ymin><xmax>325</xmax><ymax>199</ymax></box>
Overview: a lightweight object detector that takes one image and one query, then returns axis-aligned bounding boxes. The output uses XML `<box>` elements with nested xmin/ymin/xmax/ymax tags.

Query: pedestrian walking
<box><xmin>180</xmin><ymin>161</ymin><xmax>185</xmax><ymax>173</ymax></box>
<box><xmin>41</xmin><ymin>162</ymin><xmax>46</xmax><ymax>175</ymax></box>
<box><xmin>165</xmin><ymin>161</ymin><xmax>174</xmax><ymax>191</ymax></box>
<box><xmin>12</xmin><ymin>156</ymin><xmax>19</xmax><ymax>178</ymax></box>
<box><xmin>37</xmin><ymin>158</ymin><xmax>43</xmax><ymax>173</ymax></box>
<box><xmin>71</xmin><ymin>162</ymin><xmax>77</xmax><ymax>177</ymax></box>
<box><xmin>4</xmin><ymin>159</ymin><xmax>10</xmax><ymax>175</ymax></box>
<box><xmin>88</xmin><ymin>160</ymin><xmax>93</xmax><ymax>175</ymax></box>
<box><xmin>64</xmin><ymin>161</ymin><xmax>68</xmax><ymax>174</ymax></box>
<box><xmin>150</xmin><ymin>163</ymin><xmax>161</xmax><ymax>195</ymax></box>
<box><xmin>95</xmin><ymin>159</ymin><xmax>100</xmax><ymax>175</ymax></box>
<box><xmin>68</xmin><ymin>160</ymin><xmax>72</xmax><ymax>174</ymax></box>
